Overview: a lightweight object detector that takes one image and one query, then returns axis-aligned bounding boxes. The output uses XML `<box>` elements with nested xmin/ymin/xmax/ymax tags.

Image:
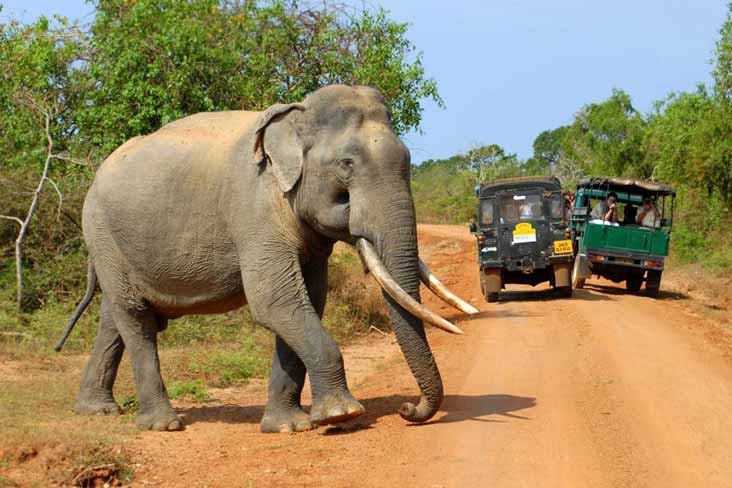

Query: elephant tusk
<box><xmin>418</xmin><ymin>258</ymin><xmax>479</xmax><ymax>315</ymax></box>
<box><xmin>356</xmin><ymin>239</ymin><xmax>464</xmax><ymax>335</ymax></box>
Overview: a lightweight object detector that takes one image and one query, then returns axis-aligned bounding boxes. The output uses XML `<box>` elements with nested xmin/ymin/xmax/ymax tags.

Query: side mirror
<box><xmin>469</xmin><ymin>222</ymin><xmax>478</xmax><ymax>234</ymax></box>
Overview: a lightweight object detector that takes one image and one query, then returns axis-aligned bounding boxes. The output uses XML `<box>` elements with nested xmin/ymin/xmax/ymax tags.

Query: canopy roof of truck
<box><xmin>478</xmin><ymin>176</ymin><xmax>561</xmax><ymax>197</ymax></box>
<box><xmin>577</xmin><ymin>177</ymin><xmax>675</xmax><ymax>196</ymax></box>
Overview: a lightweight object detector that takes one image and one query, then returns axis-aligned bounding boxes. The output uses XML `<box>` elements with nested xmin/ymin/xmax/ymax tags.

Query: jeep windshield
<box><xmin>498</xmin><ymin>193</ymin><xmax>544</xmax><ymax>223</ymax></box>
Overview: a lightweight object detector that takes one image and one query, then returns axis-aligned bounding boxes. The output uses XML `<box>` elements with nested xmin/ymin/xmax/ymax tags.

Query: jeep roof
<box><xmin>478</xmin><ymin>176</ymin><xmax>561</xmax><ymax>198</ymax></box>
<box><xmin>576</xmin><ymin>177</ymin><xmax>675</xmax><ymax>196</ymax></box>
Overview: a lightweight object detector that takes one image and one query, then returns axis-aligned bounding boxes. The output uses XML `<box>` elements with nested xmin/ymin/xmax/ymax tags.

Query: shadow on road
<box><xmin>427</xmin><ymin>393</ymin><xmax>537</xmax><ymax>425</ymax></box>
<box><xmin>177</xmin><ymin>393</ymin><xmax>536</xmax><ymax>433</ymax></box>
<box><xmin>177</xmin><ymin>403</ymin><xmax>264</xmax><ymax>427</ymax></box>
<box><xmin>583</xmin><ymin>283</ymin><xmax>630</xmax><ymax>296</ymax></box>
<box><xmin>570</xmin><ymin>289</ymin><xmax>614</xmax><ymax>301</ymax></box>
<box><xmin>452</xmin><ymin>310</ymin><xmax>541</xmax><ymax>322</ymax></box>
<box><xmin>322</xmin><ymin>393</ymin><xmax>537</xmax><ymax>435</ymax></box>
<box><xmin>495</xmin><ymin>287</ymin><xmax>613</xmax><ymax>303</ymax></box>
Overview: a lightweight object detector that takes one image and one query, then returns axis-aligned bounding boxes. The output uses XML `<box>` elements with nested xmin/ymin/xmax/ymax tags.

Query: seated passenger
<box><xmin>519</xmin><ymin>202</ymin><xmax>533</xmax><ymax>219</ymax></box>
<box><xmin>636</xmin><ymin>197</ymin><xmax>661</xmax><ymax>228</ymax></box>
<box><xmin>591</xmin><ymin>192</ymin><xmax>618</xmax><ymax>223</ymax></box>
<box><xmin>563</xmin><ymin>192</ymin><xmax>575</xmax><ymax>221</ymax></box>
<box><xmin>530</xmin><ymin>203</ymin><xmax>543</xmax><ymax>219</ymax></box>
<box><xmin>623</xmin><ymin>204</ymin><xmax>638</xmax><ymax>225</ymax></box>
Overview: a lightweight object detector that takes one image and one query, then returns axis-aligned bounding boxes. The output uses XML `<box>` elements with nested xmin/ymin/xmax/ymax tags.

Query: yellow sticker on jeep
<box><xmin>553</xmin><ymin>239</ymin><xmax>573</xmax><ymax>254</ymax></box>
<box><xmin>512</xmin><ymin>222</ymin><xmax>537</xmax><ymax>244</ymax></box>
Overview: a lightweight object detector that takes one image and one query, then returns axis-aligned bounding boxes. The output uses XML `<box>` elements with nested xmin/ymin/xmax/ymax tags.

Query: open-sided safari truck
<box><xmin>569</xmin><ymin>177</ymin><xmax>675</xmax><ymax>298</ymax></box>
<box><xmin>470</xmin><ymin>176</ymin><xmax>574</xmax><ymax>302</ymax></box>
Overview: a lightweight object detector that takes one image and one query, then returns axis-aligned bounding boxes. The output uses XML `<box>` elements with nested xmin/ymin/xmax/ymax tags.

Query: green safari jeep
<box><xmin>569</xmin><ymin>177</ymin><xmax>675</xmax><ymax>298</ymax></box>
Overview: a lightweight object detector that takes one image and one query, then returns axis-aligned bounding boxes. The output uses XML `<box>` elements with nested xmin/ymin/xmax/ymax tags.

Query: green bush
<box><xmin>167</xmin><ymin>379</ymin><xmax>211</xmax><ymax>402</ymax></box>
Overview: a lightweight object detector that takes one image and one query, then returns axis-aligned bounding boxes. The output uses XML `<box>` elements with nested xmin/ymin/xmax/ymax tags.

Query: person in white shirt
<box><xmin>636</xmin><ymin>197</ymin><xmax>661</xmax><ymax>228</ymax></box>
<box><xmin>591</xmin><ymin>192</ymin><xmax>618</xmax><ymax>223</ymax></box>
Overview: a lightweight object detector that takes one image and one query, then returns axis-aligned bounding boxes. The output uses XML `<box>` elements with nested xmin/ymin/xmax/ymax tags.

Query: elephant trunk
<box><xmin>368</xmin><ymin>188</ymin><xmax>443</xmax><ymax>423</ymax></box>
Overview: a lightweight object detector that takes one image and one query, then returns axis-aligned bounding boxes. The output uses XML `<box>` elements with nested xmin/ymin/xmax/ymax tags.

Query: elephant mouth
<box><xmin>355</xmin><ymin>238</ymin><xmax>477</xmax><ymax>334</ymax></box>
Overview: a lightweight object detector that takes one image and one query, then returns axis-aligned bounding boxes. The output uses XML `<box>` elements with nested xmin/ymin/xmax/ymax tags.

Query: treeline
<box><xmin>413</xmin><ymin>4</ymin><xmax>732</xmax><ymax>270</ymax></box>
<box><xmin>0</xmin><ymin>0</ymin><xmax>441</xmax><ymax>313</ymax></box>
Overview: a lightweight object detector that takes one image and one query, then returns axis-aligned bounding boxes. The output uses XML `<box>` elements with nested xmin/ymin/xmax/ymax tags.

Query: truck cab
<box><xmin>472</xmin><ymin>176</ymin><xmax>573</xmax><ymax>302</ymax></box>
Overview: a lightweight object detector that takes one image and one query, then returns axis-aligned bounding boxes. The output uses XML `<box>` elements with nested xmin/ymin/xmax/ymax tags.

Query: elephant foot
<box><xmin>136</xmin><ymin>404</ymin><xmax>183</xmax><ymax>431</ymax></box>
<box><xmin>260</xmin><ymin>406</ymin><xmax>314</xmax><ymax>433</ymax></box>
<box><xmin>310</xmin><ymin>390</ymin><xmax>364</xmax><ymax>426</ymax></box>
<box><xmin>74</xmin><ymin>390</ymin><xmax>121</xmax><ymax>416</ymax></box>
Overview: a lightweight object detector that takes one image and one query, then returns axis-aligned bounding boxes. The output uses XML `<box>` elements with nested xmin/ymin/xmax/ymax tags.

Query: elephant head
<box><xmin>253</xmin><ymin>85</ymin><xmax>477</xmax><ymax>423</ymax></box>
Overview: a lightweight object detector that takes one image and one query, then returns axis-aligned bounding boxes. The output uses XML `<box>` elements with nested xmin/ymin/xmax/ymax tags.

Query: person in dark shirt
<box><xmin>623</xmin><ymin>204</ymin><xmax>638</xmax><ymax>225</ymax></box>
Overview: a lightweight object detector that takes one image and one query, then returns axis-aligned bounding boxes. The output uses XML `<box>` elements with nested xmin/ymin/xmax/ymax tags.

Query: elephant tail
<box><xmin>54</xmin><ymin>259</ymin><xmax>97</xmax><ymax>352</ymax></box>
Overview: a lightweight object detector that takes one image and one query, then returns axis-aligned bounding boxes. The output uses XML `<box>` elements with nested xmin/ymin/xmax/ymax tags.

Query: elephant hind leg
<box><xmin>75</xmin><ymin>295</ymin><xmax>125</xmax><ymax>416</ymax></box>
<box><xmin>110</xmin><ymin>301</ymin><xmax>182</xmax><ymax>431</ymax></box>
<box><xmin>261</xmin><ymin>336</ymin><xmax>313</xmax><ymax>433</ymax></box>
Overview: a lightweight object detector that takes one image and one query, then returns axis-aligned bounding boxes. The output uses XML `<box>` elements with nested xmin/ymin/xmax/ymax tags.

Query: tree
<box><xmin>460</xmin><ymin>143</ymin><xmax>523</xmax><ymax>184</ymax></box>
<box><xmin>77</xmin><ymin>0</ymin><xmax>442</xmax><ymax>152</ymax></box>
<box><xmin>713</xmin><ymin>2</ymin><xmax>732</xmax><ymax>104</ymax></box>
<box><xmin>525</xmin><ymin>126</ymin><xmax>568</xmax><ymax>176</ymax></box>
<box><xmin>0</xmin><ymin>1</ymin><xmax>443</xmax><ymax>312</ymax></box>
<box><xmin>561</xmin><ymin>89</ymin><xmax>649</xmax><ymax>178</ymax></box>
<box><xmin>707</xmin><ymin>2</ymin><xmax>732</xmax><ymax>203</ymax></box>
<box><xmin>0</xmin><ymin>15</ymin><xmax>89</xmax><ymax>311</ymax></box>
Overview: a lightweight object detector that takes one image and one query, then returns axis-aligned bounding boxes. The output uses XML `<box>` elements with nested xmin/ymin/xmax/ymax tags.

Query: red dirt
<box><xmin>118</xmin><ymin>225</ymin><xmax>732</xmax><ymax>486</ymax></box>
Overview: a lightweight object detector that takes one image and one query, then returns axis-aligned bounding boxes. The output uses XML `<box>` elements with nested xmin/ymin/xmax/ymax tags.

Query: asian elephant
<box><xmin>57</xmin><ymin>85</ymin><xmax>477</xmax><ymax>433</ymax></box>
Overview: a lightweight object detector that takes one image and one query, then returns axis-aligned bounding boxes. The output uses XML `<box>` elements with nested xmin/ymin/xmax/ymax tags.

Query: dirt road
<box><xmin>130</xmin><ymin>224</ymin><xmax>732</xmax><ymax>487</ymax></box>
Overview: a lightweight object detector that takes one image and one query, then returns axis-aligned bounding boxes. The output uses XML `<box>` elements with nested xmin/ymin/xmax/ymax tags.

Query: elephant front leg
<box><xmin>75</xmin><ymin>296</ymin><xmax>125</xmax><ymax>415</ymax></box>
<box><xmin>244</xmin><ymin>258</ymin><xmax>363</xmax><ymax>427</ymax></box>
<box><xmin>261</xmin><ymin>258</ymin><xmax>329</xmax><ymax>433</ymax></box>
<box><xmin>110</xmin><ymin>302</ymin><xmax>182</xmax><ymax>431</ymax></box>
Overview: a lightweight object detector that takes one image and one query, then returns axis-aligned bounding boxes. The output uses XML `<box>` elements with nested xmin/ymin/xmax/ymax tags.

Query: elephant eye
<box><xmin>335</xmin><ymin>157</ymin><xmax>355</xmax><ymax>185</ymax></box>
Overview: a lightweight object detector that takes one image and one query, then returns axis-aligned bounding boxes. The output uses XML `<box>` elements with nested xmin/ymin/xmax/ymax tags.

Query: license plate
<box><xmin>553</xmin><ymin>240</ymin><xmax>572</xmax><ymax>254</ymax></box>
<box><xmin>616</xmin><ymin>257</ymin><xmax>634</xmax><ymax>264</ymax></box>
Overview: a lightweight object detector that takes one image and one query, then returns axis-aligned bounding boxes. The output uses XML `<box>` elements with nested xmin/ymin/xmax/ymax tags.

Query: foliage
<box><xmin>714</xmin><ymin>2</ymin><xmax>732</xmax><ymax>104</ymax></box>
<box><xmin>561</xmin><ymin>89</ymin><xmax>650</xmax><ymax>179</ymax></box>
<box><xmin>525</xmin><ymin>126</ymin><xmax>568</xmax><ymax>176</ymax></box>
<box><xmin>167</xmin><ymin>379</ymin><xmax>212</xmax><ymax>402</ymax></box>
<box><xmin>325</xmin><ymin>245</ymin><xmax>389</xmax><ymax>340</ymax></box>
<box><xmin>412</xmin><ymin>144</ymin><xmax>544</xmax><ymax>224</ymax></box>
<box><xmin>0</xmin><ymin>0</ymin><xmax>440</xmax><ymax>314</ymax></box>
<box><xmin>78</xmin><ymin>0</ymin><xmax>441</xmax><ymax>152</ymax></box>
<box><xmin>0</xmin><ymin>14</ymin><xmax>89</xmax><ymax>169</ymax></box>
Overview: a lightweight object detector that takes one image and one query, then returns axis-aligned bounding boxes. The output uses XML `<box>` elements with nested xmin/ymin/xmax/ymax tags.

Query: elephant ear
<box><xmin>253</xmin><ymin>103</ymin><xmax>306</xmax><ymax>193</ymax></box>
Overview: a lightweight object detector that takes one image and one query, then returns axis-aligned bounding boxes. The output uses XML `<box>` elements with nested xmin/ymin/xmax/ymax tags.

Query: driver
<box><xmin>636</xmin><ymin>197</ymin><xmax>661</xmax><ymax>228</ymax></box>
<box><xmin>519</xmin><ymin>202</ymin><xmax>533</xmax><ymax>219</ymax></box>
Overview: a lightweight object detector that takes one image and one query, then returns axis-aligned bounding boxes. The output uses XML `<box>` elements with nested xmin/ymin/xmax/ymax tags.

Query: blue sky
<box><xmin>1</xmin><ymin>1</ymin><xmax>727</xmax><ymax>162</ymax></box>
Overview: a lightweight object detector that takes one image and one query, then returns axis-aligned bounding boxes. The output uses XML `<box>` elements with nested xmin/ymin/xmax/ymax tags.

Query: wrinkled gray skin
<box><xmin>75</xmin><ymin>85</ymin><xmax>443</xmax><ymax>432</ymax></box>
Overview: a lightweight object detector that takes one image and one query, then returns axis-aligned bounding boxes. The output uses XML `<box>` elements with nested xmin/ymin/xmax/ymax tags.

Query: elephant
<box><xmin>56</xmin><ymin>84</ymin><xmax>477</xmax><ymax>433</ymax></box>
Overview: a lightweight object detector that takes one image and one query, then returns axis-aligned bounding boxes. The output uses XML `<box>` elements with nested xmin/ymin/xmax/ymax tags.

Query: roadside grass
<box><xmin>0</xmin><ymin>358</ymin><xmax>137</xmax><ymax>485</ymax></box>
<box><xmin>325</xmin><ymin>244</ymin><xmax>390</xmax><ymax>341</ymax></box>
<box><xmin>671</xmin><ymin>222</ymin><xmax>732</xmax><ymax>273</ymax></box>
<box><xmin>0</xmin><ymin>243</ymin><xmax>387</xmax><ymax>484</ymax></box>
